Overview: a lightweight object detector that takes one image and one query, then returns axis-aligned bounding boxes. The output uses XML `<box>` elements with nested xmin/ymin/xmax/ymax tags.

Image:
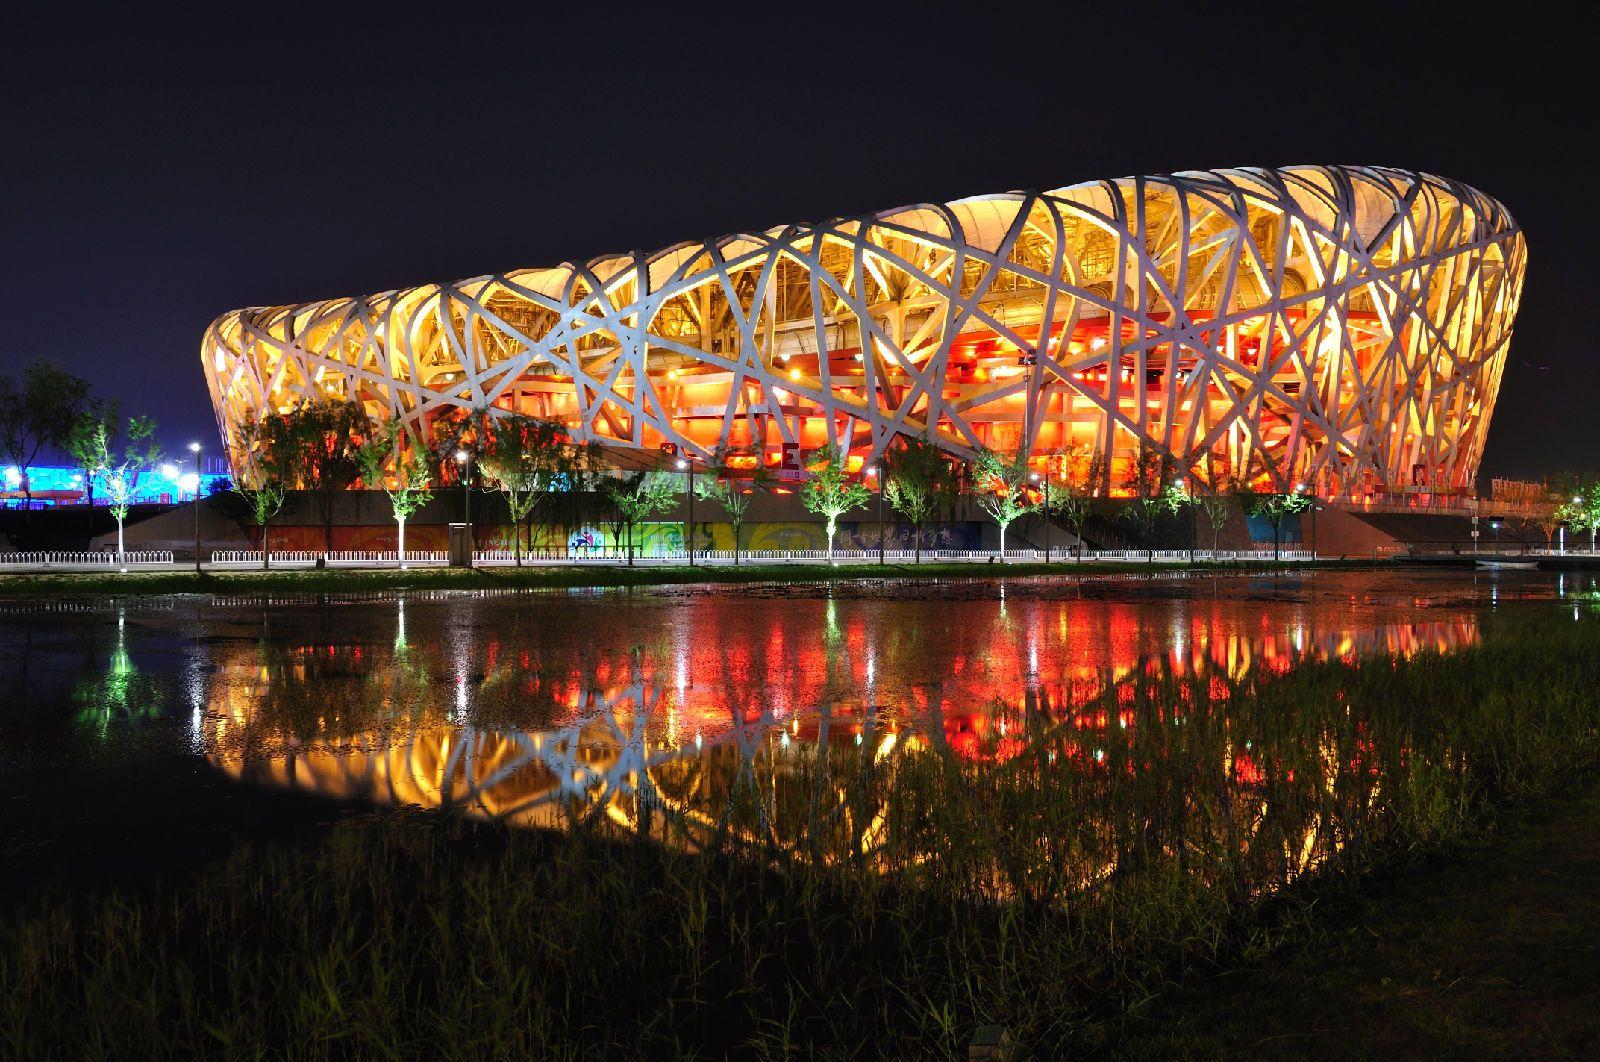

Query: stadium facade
<box><xmin>203</xmin><ymin>165</ymin><xmax>1524</xmax><ymax>500</ymax></box>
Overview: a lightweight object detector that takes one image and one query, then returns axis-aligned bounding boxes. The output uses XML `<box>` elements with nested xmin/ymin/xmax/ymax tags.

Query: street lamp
<box><xmin>1175</xmin><ymin>475</ymin><xmax>1193</xmax><ymax>563</ymax></box>
<box><xmin>188</xmin><ymin>442</ymin><xmax>202</xmax><ymax>572</ymax></box>
<box><xmin>1295</xmin><ymin>481</ymin><xmax>1315</xmax><ymax>559</ymax></box>
<box><xmin>677</xmin><ymin>456</ymin><xmax>695</xmax><ymax>566</ymax></box>
<box><xmin>1031</xmin><ymin>470</ymin><xmax>1050</xmax><ymax>564</ymax></box>
<box><xmin>866</xmin><ymin>464</ymin><xmax>884</xmax><ymax>564</ymax></box>
<box><xmin>455</xmin><ymin>448</ymin><xmax>473</xmax><ymax>567</ymax></box>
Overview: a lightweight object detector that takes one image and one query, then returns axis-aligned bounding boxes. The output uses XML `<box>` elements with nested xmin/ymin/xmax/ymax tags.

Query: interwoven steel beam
<box><xmin>203</xmin><ymin>165</ymin><xmax>1524</xmax><ymax>497</ymax></box>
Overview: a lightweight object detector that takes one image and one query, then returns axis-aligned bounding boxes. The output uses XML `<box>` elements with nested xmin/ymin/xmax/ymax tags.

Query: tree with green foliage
<box><xmin>276</xmin><ymin>399</ymin><xmax>367</xmax><ymax>556</ymax></box>
<box><xmin>76</xmin><ymin>412</ymin><xmax>163</xmax><ymax>559</ymax></box>
<box><xmin>882</xmin><ymin>437</ymin><xmax>959</xmax><ymax>564</ymax></box>
<box><xmin>475</xmin><ymin>414</ymin><xmax>588</xmax><ymax>565</ymax></box>
<box><xmin>694</xmin><ymin>448</ymin><xmax>773</xmax><ymax>565</ymax></box>
<box><xmin>234</xmin><ymin>411</ymin><xmax>295</xmax><ymax>569</ymax></box>
<box><xmin>1120</xmin><ymin>440</ymin><xmax>1177</xmax><ymax>561</ymax></box>
<box><xmin>972</xmin><ymin>447</ymin><xmax>1037</xmax><ymax>559</ymax></box>
<box><xmin>1162</xmin><ymin>477</ymin><xmax>1197</xmax><ymax>560</ymax></box>
<box><xmin>1191</xmin><ymin>449</ymin><xmax>1240</xmax><ymax>556</ymax></box>
<box><xmin>1196</xmin><ymin>480</ymin><xmax>1240</xmax><ymax>557</ymax></box>
<box><xmin>603</xmin><ymin>469</ymin><xmax>680</xmax><ymax>565</ymax></box>
<box><xmin>800</xmin><ymin>444</ymin><xmax>870</xmax><ymax>560</ymax></box>
<box><xmin>1050</xmin><ymin>444</ymin><xmax>1105</xmax><ymax>561</ymax></box>
<box><xmin>0</xmin><ymin>361</ymin><xmax>92</xmax><ymax>511</ymax></box>
<box><xmin>1244</xmin><ymin>487</ymin><xmax>1314</xmax><ymax>560</ymax></box>
<box><xmin>1557</xmin><ymin>481</ymin><xmax>1600</xmax><ymax>553</ymax></box>
<box><xmin>65</xmin><ymin>400</ymin><xmax>114</xmax><ymax>510</ymax></box>
<box><xmin>355</xmin><ymin>421</ymin><xmax>433</xmax><ymax>567</ymax></box>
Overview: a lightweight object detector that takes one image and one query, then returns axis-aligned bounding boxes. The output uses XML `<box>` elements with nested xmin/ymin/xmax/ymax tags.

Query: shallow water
<box><xmin>1</xmin><ymin>569</ymin><xmax>1594</xmax><ymax>886</ymax></box>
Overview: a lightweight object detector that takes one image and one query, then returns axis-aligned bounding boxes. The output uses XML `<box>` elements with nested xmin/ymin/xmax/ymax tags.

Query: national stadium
<box><xmin>203</xmin><ymin>164</ymin><xmax>1524</xmax><ymax>502</ymax></box>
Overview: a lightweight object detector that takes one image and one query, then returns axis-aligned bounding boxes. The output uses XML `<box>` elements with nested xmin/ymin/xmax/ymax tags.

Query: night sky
<box><xmin>1</xmin><ymin>6</ymin><xmax>1585</xmax><ymax>480</ymax></box>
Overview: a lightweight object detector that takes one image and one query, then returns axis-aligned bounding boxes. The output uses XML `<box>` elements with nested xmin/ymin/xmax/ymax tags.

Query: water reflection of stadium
<box><xmin>204</xmin><ymin>596</ymin><xmax>1477</xmax><ymax>848</ymax></box>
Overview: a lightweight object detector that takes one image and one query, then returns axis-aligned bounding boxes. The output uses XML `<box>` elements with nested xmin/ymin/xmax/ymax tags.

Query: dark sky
<box><xmin>1</xmin><ymin>5</ymin><xmax>1585</xmax><ymax>480</ymax></box>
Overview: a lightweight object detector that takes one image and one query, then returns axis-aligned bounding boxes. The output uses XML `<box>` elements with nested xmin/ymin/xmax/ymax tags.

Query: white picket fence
<box><xmin>0</xmin><ymin>550</ymin><xmax>174</xmax><ymax>568</ymax></box>
<box><xmin>209</xmin><ymin>550</ymin><xmax>449</xmax><ymax>567</ymax></box>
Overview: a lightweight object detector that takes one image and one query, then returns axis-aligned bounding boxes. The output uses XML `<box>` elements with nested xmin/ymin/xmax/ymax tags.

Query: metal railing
<box><xmin>1</xmin><ymin>546</ymin><xmax>1318</xmax><ymax>572</ymax></box>
<box><xmin>0</xmin><ymin>550</ymin><xmax>174</xmax><ymax>567</ymax></box>
<box><xmin>209</xmin><ymin>550</ymin><xmax>449</xmax><ymax>566</ymax></box>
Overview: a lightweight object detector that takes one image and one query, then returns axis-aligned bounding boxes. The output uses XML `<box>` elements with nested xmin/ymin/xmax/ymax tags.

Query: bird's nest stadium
<box><xmin>203</xmin><ymin>164</ymin><xmax>1524</xmax><ymax>501</ymax></box>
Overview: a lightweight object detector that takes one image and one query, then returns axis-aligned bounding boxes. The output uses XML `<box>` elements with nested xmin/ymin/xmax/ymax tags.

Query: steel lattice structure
<box><xmin>203</xmin><ymin>164</ymin><xmax>1524</xmax><ymax>496</ymax></box>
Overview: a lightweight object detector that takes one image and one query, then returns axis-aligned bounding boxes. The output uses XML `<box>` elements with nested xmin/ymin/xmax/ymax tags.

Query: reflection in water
<box><xmin>73</xmin><ymin>607</ymin><xmax>172</xmax><ymax>737</ymax></box>
<box><xmin>199</xmin><ymin>589</ymin><xmax>1479</xmax><ymax>889</ymax></box>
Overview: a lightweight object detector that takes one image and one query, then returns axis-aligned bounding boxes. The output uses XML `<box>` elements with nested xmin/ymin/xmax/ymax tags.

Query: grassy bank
<box><xmin>1106</xmin><ymin>784</ymin><xmax>1600</xmax><ymax>1059</ymax></box>
<box><xmin>3</xmin><ymin>606</ymin><xmax>1596</xmax><ymax>1059</ymax></box>
<box><xmin>0</xmin><ymin>556</ymin><xmax>1383</xmax><ymax>597</ymax></box>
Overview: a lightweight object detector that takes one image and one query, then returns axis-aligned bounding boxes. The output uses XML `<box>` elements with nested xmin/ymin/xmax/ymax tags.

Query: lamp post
<box><xmin>1031</xmin><ymin>470</ymin><xmax>1050</xmax><ymax>564</ymax></box>
<box><xmin>188</xmin><ymin>441</ymin><xmax>202</xmax><ymax>572</ymax></box>
<box><xmin>867</xmin><ymin>464</ymin><xmax>884</xmax><ymax>564</ymax></box>
<box><xmin>1295</xmin><ymin>481</ymin><xmax>1313</xmax><ymax>560</ymax></box>
<box><xmin>677</xmin><ymin>457</ymin><xmax>695</xmax><ymax>566</ymax></box>
<box><xmin>455</xmin><ymin>448</ymin><xmax>473</xmax><ymax>568</ymax></box>
<box><xmin>1175</xmin><ymin>475</ymin><xmax>1193</xmax><ymax>563</ymax></box>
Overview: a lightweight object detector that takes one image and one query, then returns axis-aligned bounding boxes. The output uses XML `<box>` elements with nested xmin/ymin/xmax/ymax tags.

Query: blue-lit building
<box><xmin>1</xmin><ymin>459</ymin><xmax>232</xmax><ymax>508</ymax></box>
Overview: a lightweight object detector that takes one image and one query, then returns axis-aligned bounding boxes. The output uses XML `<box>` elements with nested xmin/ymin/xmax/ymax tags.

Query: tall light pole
<box><xmin>1031</xmin><ymin>469</ymin><xmax>1050</xmax><ymax>564</ymax></box>
<box><xmin>455</xmin><ymin>448</ymin><xmax>473</xmax><ymax>568</ymax></box>
<box><xmin>188</xmin><ymin>441</ymin><xmax>202</xmax><ymax>572</ymax></box>
<box><xmin>867</xmin><ymin>464</ymin><xmax>884</xmax><ymax>564</ymax></box>
<box><xmin>1175</xmin><ymin>475</ymin><xmax>1193</xmax><ymax>563</ymax></box>
<box><xmin>677</xmin><ymin>456</ymin><xmax>696</xmax><ymax>566</ymax></box>
<box><xmin>1295</xmin><ymin>481</ymin><xmax>1313</xmax><ymax>560</ymax></box>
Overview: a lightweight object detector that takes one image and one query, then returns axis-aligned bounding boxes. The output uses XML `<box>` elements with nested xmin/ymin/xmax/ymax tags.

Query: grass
<box><xmin>3</xmin><ymin>606</ymin><xmax>1598</xmax><ymax>1059</ymax></box>
<box><xmin>0</xmin><ymin>556</ymin><xmax>1385</xmax><ymax>597</ymax></box>
<box><xmin>1104</xmin><ymin>785</ymin><xmax>1600</xmax><ymax>1059</ymax></box>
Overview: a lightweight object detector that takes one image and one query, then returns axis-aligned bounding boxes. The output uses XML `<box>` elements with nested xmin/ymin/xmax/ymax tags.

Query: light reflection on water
<box><xmin>185</xmin><ymin>574</ymin><xmax>1500</xmax><ymax>864</ymax></box>
<box><xmin>8</xmin><ymin>569</ymin><xmax>1591</xmax><ymax>893</ymax></box>
<box><xmin>204</xmin><ymin>614</ymin><xmax>1475</xmax><ymax>843</ymax></box>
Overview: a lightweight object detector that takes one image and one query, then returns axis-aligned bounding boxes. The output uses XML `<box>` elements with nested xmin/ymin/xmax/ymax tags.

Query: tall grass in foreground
<box><xmin>4</xmin><ymin>607</ymin><xmax>1600</xmax><ymax>1059</ymax></box>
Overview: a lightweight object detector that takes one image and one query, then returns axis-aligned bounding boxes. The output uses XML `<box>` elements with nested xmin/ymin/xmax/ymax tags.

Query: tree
<box><xmin>1121</xmin><ymin>440</ymin><xmax>1176</xmax><ymax>561</ymax></box>
<box><xmin>80</xmin><ymin>413</ymin><xmax>163</xmax><ymax>559</ymax></box>
<box><xmin>1244</xmin><ymin>487</ymin><xmax>1313</xmax><ymax>560</ymax></box>
<box><xmin>603</xmin><ymin>469</ymin><xmax>680</xmax><ymax>565</ymax></box>
<box><xmin>0</xmin><ymin>361</ymin><xmax>92</xmax><ymax>511</ymax></box>
<box><xmin>1196</xmin><ymin>477</ymin><xmax>1239</xmax><ymax>557</ymax></box>
<box><xmin>277</xmin><ymin>399</ymin><xmax>367</xmax><ymax>556</ymax></box>
<box><xmin>1557</xmin><ymin>481</ymin><xmax>1600</xmax><ymax>553</ymax></box>
<box><xmin>1164</xmin><ymin>478</ymin><xmax>1196</xmax><ymax>561</ymax></box>
<box><xmin>1190</xmin><ymin>448</ymin><xmax>1239</xmax><ymax>556</ymax></box>
<box><xmin>800</xmin><ymin>444</ymin><xmax>869</xmax><ymax>560</ymax></box>
<box><xmin>971</xmin><ymin>447</ymin><xmax>1037</xmax><ymax>559</ymax></box>
<box><xmin>1051</xmin><ymin>444</ymin><xmax>1105</xmax><ymax>561</ymax></box>
<box><xmin>695</xmin><ymin>447</ymin><xmax>773</xmax><ymax>565</ymax></box>
<box><xmin>475</xmin><ymin>414</ymin><xmax>582</xmax><ymax>565</ymax></box>
<box><xmin>355</xmin><ymin>421</ymin><xmax>433</xmax><ymax>567</ymax></box>
<box><xmin>883</xmin><ymin>437</ymin><xmax>959</xmax><ymax>563</ymax></box>
<box><xmin>234</xmin><ymin>411</ymin><xmax>294</xmax><ymax>570</ymax></box>
<box><xmin>1532</xmin><ymin>504</ymin><xmax>1564</xmax><ymax>551</ymax></box>
<box><xmin>65</xmin><ymin>400</ymin><xmax>113</xmax><ymax>510</ymax></box>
